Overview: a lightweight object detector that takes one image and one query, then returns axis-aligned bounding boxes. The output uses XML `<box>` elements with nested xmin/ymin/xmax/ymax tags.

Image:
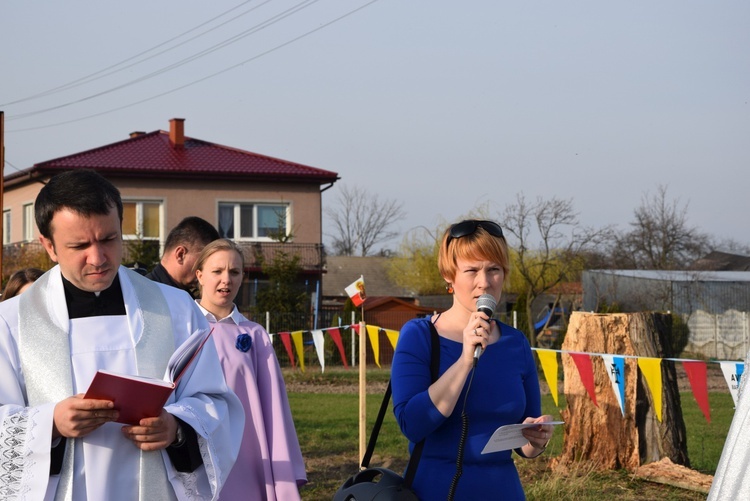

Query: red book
<box><xmin>84</xmin><ymin>371</ymin><xmax>175</xmax><ymax>425</ymax></box>
<box><xmin>84</xmin><ymin>328</ymin><xmax>213</xmax><ymax>425</ymax></box>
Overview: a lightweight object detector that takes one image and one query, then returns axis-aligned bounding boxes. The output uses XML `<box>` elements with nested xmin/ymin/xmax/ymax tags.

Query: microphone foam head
<box><xmin>476</xmin><ymin>294</ymin><xmax>497</xmax><ymax>316</ymax></box>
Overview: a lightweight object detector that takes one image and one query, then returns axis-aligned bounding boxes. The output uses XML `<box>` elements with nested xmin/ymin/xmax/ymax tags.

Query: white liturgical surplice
<box><xmin>0</xmin><ymin>266</ymin><xmax>244</xmax><ymax>501</ymax></box>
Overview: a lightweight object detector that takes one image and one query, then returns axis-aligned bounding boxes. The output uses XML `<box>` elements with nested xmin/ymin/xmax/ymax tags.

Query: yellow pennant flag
<box><xmin>384</xmin><ymin>329</ymin><xmax>399</xmax><ymax>350</ymax></box>
<box><xmin>536</xmin><ymin>349</ymin><xmax>559</xmax><ymax>406</ymax></box>
<box><xmin>366</xmin><ymin>325</ymin><xmax>381</xmax><ymax>368</ymax></box>
<box><xmin>637</xmin><ymin>357</ymin><xmax>663</xmax><ymax>422</ymax></box>
<box><xmin>291</xmin><ymin>330</ymin><xmax>305</xmax><ymax>372</ymax></box>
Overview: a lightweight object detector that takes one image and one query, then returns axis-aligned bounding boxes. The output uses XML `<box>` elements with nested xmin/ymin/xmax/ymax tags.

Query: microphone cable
<box><xmin>446</xmin><ymin>364</ymin><xmax>477</xmax><ymax>501</ymax></box>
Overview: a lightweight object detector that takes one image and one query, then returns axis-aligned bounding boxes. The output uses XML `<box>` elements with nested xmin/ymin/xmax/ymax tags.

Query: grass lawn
<box><xmin>287</xmin><ymin>368</ymin><xmax>730</xmax><ymax>500</ymax></box>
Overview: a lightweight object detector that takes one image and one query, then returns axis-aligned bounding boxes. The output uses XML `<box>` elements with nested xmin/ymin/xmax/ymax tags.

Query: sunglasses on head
<box><xmin>447</xmin><ymin>220</ymin><xmax>504</xmax><ymax>245</ymax></box>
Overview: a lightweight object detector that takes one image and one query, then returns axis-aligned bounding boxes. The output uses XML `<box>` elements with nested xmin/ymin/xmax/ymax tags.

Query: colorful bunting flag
<box><xmin>291</xmin><ymin>331</ymin><xmax>305</xmax><ymax>372</ymax></box>
<box><xmin>345</xmin><ymin>275</ymin><xmax>366</xmax><ymax>307</ymax></box>
<box><xmin>637</xmin><ymin>357</ymin><xmax>663</xmax><ymax>422</ymax></box>
<box><xmin>311</xmin><ymin>329</ymin><xmax>325</xmax><ymax>372</ymax></box>
<box><xmin>366</xmin><ymin>325</ymin><xmax>381</xmax><ymax>368</ymax></box>
<box><xmin>279</xmin><ymin>332</ymin><xmax>295</xmax><ymax>368</ymax></box>
<box><xmin>328</xmin><ymin>328</ymin><xmax>349</xmax><ymax>368</ymax></box>
<box><xmin>266</xmin><ymin>324</ymin><xmax>728</xmax><ymax>428</ymax></box>
<box><xmin>720</xmin><ymin>361</ymin><xmax>744</xmax><ymax>407</ymax></box>
<box><xmin>682</xmin><ymin>360</ymin><xmax>710</xmax><ymax>423</ymax></box>
<box><xmin>536</xmin><ymin>349</ymin><xmax>559</xmax><ymax>406</ymax></box>
<box><xmin>384</xmin><ymin>329</ymin><xmax>399</xmax><ymax>350</ymax></box>
<box><xmin>601</xmin><ymin>354</ymin><xmax>626</xmax><ymax>416</ymax></box>
<box><xmin>570</xmin><ymin>353</ymin><xmax>598</xmax><ymax>406</ymax></box>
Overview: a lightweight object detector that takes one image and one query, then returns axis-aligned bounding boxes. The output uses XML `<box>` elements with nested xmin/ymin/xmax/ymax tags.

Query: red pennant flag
<box><xmin>327</xmin><ymin>328</ymin><xmax>349</xmax><ymax>369</ymax></box>
<box><xmin>570</xmin><ymin>352</ymin><xmax>598</xmax><ymax>407</ymax></box>
<box><xmin>351</xmin><ymin>324</ymin><xmax>360</xmax><ymax>335</ymax></box>
<box><xmin>279</xmin><ymin>332</ymin><xmax>296</xmax><ymax>368</ymax></box>
<box><xmin>682</xmin><ymin>360</ymin><xmax>711</xmax><ymax>423</ymax></box>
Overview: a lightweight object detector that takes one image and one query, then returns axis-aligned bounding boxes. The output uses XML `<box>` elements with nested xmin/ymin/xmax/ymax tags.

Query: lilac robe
<box><xmin>198</xmin><ymin>304</ymin><xmax>306</xmax><ymax>501</ymax></box>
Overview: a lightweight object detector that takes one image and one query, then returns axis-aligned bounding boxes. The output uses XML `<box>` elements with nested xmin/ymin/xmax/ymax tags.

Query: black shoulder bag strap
<box><xmin>360</xmin><ymin>321</ymin><xmax>440</xmax><ymax>488</ymax></box>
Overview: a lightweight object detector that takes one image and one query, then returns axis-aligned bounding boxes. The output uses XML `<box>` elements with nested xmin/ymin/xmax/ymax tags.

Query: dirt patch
<box><xmin>285</xmin><ymin>379</ymin><xmax>389</xmax><ymax>394</ymax></box>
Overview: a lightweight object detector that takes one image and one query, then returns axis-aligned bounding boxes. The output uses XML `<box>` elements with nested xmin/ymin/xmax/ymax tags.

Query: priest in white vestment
<box><xmin>0</xmin><ymin>169</ymin><xmax>244</xmax><ymax>500</ymax></box>
<box><xmin>707</xmin><ymin>355</ymin><xmax>750</xmax><ymax>499</ymax></box>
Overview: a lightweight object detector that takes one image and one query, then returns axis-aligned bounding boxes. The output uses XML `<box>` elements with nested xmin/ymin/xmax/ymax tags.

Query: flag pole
<box><xmin>344</xmin><ymin>275</ymin><xmax>368</xmax><ymax>465</ymax></box>
<box><xmin>358</xmin><ymin>305</ymin><xmax>366</xmax><ymax>464</ymax></box>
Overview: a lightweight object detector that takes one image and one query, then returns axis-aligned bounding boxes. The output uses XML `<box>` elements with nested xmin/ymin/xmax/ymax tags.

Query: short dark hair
<box><xmin>35</xmin><ymin>169</ymin><xmax>123</xmax><ymax>239</ymax></box>
<box><xmin>163</xmin><ymin>216</ymin><xmax>220</xmax><ymax>255</ymax></box>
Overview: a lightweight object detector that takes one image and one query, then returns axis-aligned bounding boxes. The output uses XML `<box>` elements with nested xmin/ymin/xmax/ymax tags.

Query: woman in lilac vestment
<box><xmin>194</xmin><ymin>239</ymin><xmax>307</xmax><ymax>500</ymax></box>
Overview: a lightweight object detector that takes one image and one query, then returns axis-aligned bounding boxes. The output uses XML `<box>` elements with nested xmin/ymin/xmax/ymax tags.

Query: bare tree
<box><xmin>610</xmin><ymin>185</ymin><xmax>710</xmax><ymax>270</ymax></box>
<box><xmin>325</xmin><ymin>184</ymin><xmax>406</xmax><ymax>256</ymax></box>
<box><xmin>499</xmin><ymin>194</ymin><xmax>612</xmax><ymax>345</ymax></box>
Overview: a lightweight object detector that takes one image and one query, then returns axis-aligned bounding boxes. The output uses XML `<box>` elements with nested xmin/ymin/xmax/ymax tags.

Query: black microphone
<box><xmin>474</xmin><ymin>294</ymin><xmax>497</xmax><ymax>360</ymax></box>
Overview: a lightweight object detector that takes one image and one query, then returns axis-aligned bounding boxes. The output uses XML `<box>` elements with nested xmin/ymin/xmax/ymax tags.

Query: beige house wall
<box><xmin>3</xmin><ymin>176</ymin><xmax>324</xmax><ymax>245</ymax></box>
<box><xmin>114</xmin><ymin>177</ymin><xmax>323</xmax><ymax>244</ymax></box>
<box><xmin>2</xmin><ymin>180</ymin><xmax>46</xmax><ymax>243</ymax></box>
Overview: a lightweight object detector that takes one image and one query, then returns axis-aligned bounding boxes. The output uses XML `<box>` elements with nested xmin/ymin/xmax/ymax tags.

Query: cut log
<box><xmin>634</xmin><ymin>457</ymin><xmax>713</xmax><ymax>494</ymax></box>
<box><xmin>553</xmin><ymin>312</ymin><xmax>689</xmax><ymax>470</ymax></box>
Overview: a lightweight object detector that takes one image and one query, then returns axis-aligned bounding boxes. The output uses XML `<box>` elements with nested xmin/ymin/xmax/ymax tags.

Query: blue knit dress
<box><xmin>391</xmin><ymin>318</ymin><xmax>541</xmax><ymax>500</ymax></box>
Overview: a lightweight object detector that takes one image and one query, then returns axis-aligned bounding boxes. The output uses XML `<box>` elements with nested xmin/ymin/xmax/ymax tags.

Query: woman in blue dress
<box><xmin>391</xmin><ymin>219</ymin><xmax>553</xmax><ymax>500</ymax></box>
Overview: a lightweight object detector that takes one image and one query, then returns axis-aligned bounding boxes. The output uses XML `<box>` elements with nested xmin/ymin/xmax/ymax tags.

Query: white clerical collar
<box><xmin>195</xmin><ymin>300</ymin><xmax>243</xmax><ymax>325</ymax></box>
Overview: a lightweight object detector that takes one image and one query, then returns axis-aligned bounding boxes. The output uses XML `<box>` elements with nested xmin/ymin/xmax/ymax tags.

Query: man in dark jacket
<box><xmin>147</xmin><ymin>216</ymin><xmax>219</xmax><ymax>297</ymax></box>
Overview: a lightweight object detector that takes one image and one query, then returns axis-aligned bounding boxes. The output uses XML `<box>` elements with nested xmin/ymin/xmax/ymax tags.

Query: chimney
<box><xmin>169</xmin><ymin>118</ymin><xmax>185</xmax><ymax>149</ymax></box>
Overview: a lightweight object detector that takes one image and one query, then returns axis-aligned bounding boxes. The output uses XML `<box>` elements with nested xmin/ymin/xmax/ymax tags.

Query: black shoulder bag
<box><xmin>333</xmin><ymin>322</ymin><xmax>440</xmax><ymax>501</ymax></box>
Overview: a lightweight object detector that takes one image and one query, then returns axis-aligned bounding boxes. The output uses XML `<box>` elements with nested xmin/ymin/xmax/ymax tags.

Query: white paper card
<box><xmin>481</xmin><ymin>421</ymin><xmax>565</xmax><ymax>454</ymax></box>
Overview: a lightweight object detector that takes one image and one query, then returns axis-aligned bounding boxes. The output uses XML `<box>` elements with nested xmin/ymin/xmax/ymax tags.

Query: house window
<box><xmin>22</xmin><ymin>204</ymin><xmax>34</xmax><ymax>242</ymax></box>
<box><xmin>122</xmin><ymin>201</ymin><xmax>161</xmax><ymax>240</ymax></box>
<box><xmin>218</xmin><ymin>203</ymin><xmax>289</xmax><ymax>240</ymax></box>
<box><xmin>3</xmin><ymin>210</ymin><xmax>10</xmax><ymax>245</ymax></box>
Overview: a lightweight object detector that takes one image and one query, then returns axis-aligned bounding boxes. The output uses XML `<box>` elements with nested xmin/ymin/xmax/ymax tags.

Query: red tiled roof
<box><xmin>14</xmin><ymin>130</ymin><xmax>339</xmax><ymax>184</ymax></box>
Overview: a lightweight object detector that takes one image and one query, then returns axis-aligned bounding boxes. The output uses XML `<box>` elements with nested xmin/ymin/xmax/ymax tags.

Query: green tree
<box><xmin>386</xmin><ymin>225</ymin><xmax>445</xmax><ymax>295</ymax></box>
<box><xmin>123</xmin><ymin>232</ymin><xmax>160</xmax><ymax>269</ymax></box>
<box><xmin>253</xmin><ymin>248</ymin><xmax>308</xmax><ymax>316</ymax></box>
<box><xmin>251</xmin><ymin>208</ymin><xmax>308</xmax><ymax>318</ymax></box>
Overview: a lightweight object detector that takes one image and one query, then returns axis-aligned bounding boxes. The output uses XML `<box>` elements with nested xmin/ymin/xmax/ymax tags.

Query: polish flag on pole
<box><xmin>345</xmin><ymin>275</ymin><xmax>366</xmax><ymax>307</ymax></box>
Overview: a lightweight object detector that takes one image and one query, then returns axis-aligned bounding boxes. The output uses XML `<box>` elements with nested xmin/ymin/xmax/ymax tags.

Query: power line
<box><xmin>3</xmin><ymin>158</ymin><xmax>21</xmax><ymax>173</ymax></box>
<box><xmin>8</xmin><ymin>0</ymin><xmax>320</xmax><ymax>121</ymax></box>
<box><xmin>0</xmin><ymin>0</ymin><xmax>260</xmax><ymax>107</ymax></box>
<box><xmin>7</xmin><ymin>0</ymin><xmax>381</xmax><ymax>133</ymax></box>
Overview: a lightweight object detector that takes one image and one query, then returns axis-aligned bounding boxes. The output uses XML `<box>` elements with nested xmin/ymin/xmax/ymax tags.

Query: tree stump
<box><xmin>553</xmin><ymin>312</ymin><xmax>689</xmax><ymax>470</ymax></box>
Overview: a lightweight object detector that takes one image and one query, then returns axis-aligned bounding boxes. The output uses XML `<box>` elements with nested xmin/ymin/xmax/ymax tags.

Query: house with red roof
<box><xmin>2</xmin><ymin>118</ymin><xmax>339</xmax><ymax>309</ymax></box>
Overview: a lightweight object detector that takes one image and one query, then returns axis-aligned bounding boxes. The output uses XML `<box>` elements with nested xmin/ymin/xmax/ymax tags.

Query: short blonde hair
<box><xmin>437</xmin><ymin>221</ymin><xmax>510</xmax><ymax>282</ymax></box>
<box><xmin>192</xmin><ymin>238</ymin><xmax>245</xmax><ymax>275</ymax></box>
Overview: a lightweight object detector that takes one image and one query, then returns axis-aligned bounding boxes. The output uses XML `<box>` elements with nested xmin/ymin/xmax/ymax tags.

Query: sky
<box><xmin>2</xmin><ymin>1</ymin><xmax>749</xmax><ymax>251</ymax></box>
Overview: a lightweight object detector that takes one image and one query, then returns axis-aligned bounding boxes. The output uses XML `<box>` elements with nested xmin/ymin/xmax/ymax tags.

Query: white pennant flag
<box><xmin>600</xmin><ymin>354</ymin><xmax>626</xmax><ymax>416</ymax></box>
<box><xmin>311</xmin><ymin>329</ymin><xmax>326</xmax><ymax>373</ymax></box>
<box><xmin>720</xmin><ymin>361</ymin><xmax>745</xmax><ymax>407</ymax></box>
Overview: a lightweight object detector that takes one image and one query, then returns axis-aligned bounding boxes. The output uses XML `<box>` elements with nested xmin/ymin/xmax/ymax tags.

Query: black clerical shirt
<box><xmin>62</xmin><ymin>274</ymin><xmax>126</xmax><ymax>318</ymax></box>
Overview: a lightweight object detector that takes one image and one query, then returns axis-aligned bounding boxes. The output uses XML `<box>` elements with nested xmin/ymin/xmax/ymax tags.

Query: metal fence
<box><xmin>685</xmin><ymin>310</ymin><xmax>750</xmax><ymax>360</ymax></box>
